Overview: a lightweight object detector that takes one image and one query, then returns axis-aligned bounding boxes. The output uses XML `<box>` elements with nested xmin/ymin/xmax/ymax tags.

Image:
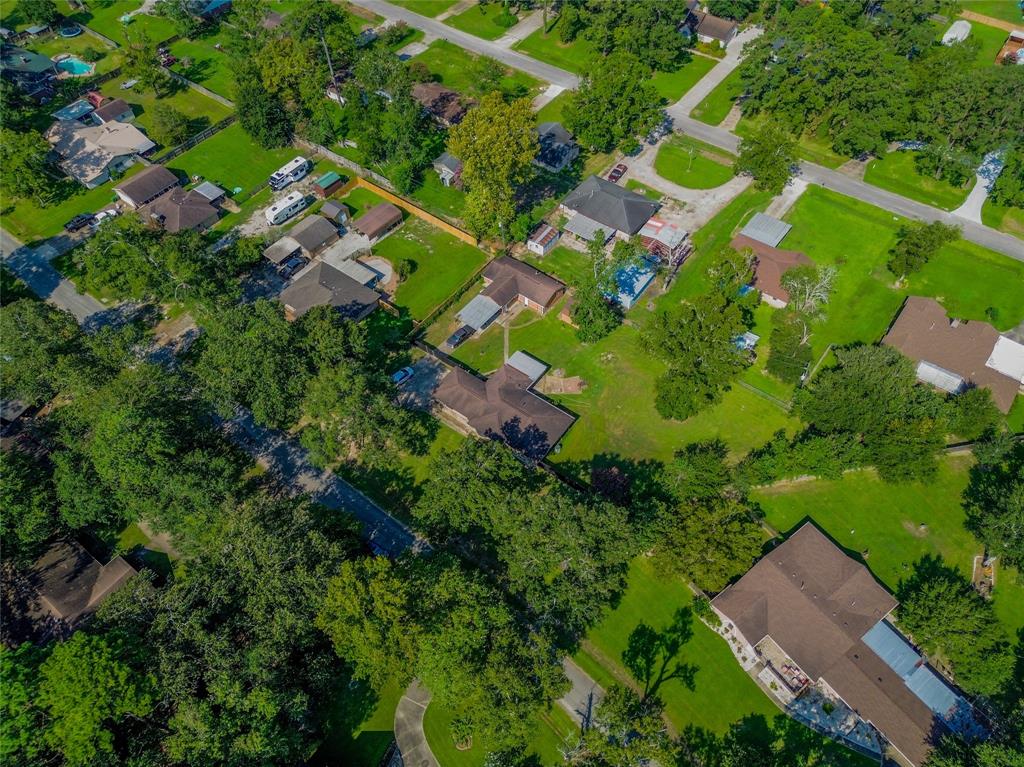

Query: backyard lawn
<box><xmin>513</xmin><ymin>26</ymin><xmax>597</xmax><ymax>73</ymax></box>
<box><xmin>654</xmin><ymin>136</ymin><xmax>735</xmax><ymax>189</ymax></box>
<box><xmin>753</xmin><ymin>454</ymin><xmax>1024</xmax><ymax>636</ymax></box>
<box><xmin>982</xmin><ymin>198</ymin><xmax>1024</xmax><ymax>240</ymax></box>
<box><xmin>65</xmin><ymin>1</ymin><xmax>177</xmax><ymax>46</ymax></box>
<box><xmin>961</xmin><ymin>1</ymin><xmax>1024</xmax><ymax>24</ymax></box>
<box><xmin>169</xmin><ymin>27</ymin><xmax>236</xmax><ymax>99</ymax></box>
<box><xmin>444</xmin><ymin>2</ymin><xmax>518</xmax><ymax>40</ymax></box>
<box><xmin>97</xmin><ymin>78</ymin><xmax>233</xmax><ymax>149</ymax></box>
<box><xmin>412</xmin><ymin>40</ymin><xmax>541</xmax><ymax>99</ymax></box>
<box><xmin>863</xmin><ymin>151</ymin><xmax>970</xmax><ymax>211</ymax></box>
<box><xmin>690</xmin><ymin>66</ymin><xmax>744</xmax><ymax>125</ymax></box>
<box><xmin>387</xmin><ymin>0</ymin><xmax>458</xmax><ymax>16</ymax></box>
<box><xmin>29</xmin><ymin>32</ymin><xmax>122</xmax><ymax>75</ymax></box>
<box><xmin>372</xmin><ymin>218</ymin><xmax>490</xmax><ymax>321</ymax></box>
<box><xmin>649</xmin><ymin>55</ymin><xmax>717</xmax><ymax>102</ymax></box>
<box><xmin>410</xmin><ymin>172</ymin><xmax>466</xmax><ymax>221</ymax></box>
<box><xmin>959</xmin><ymin>19</ymin><xmax>1011</xmax><ymax>66</ymax></box>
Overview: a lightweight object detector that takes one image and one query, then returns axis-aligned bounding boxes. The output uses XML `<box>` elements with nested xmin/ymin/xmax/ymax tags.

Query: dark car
<box><xmin>279</xmin><ymin>254</ymin><xmax>307</xmax><ymax>279</ymax></box>
<box><xmin>607</xmin><ymin>163</ymin><xmax>628</xmax><ymax>183</ymax></box>
<box><xmin>64</xmin><ymin>213</ymin><xmax>94</xmax><ymax>232</ymax></box>
<box><xmin>446</xmin><ymin>325</ymin><xmax>474</xmax><ymax>349</ymax></box>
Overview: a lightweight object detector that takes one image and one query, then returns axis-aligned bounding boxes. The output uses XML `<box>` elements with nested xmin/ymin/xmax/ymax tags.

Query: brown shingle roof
<box><xmin>434</xmin><ymin>364</ymin><xmax>574</xmax><ymax>459</ymax></box>
<box><xmin>883</xmin><ymin>296</ymin><xmax>1017</xmax><ymax>412</ymax></box>
<box><xmin>352</xmin><ymin>202</ymin><xmax>403</xmax><ymax>240</ymax></box>
<box><xmin>280</xmin><ymin>262</ymin><xmax>379</xmax><ymax>320</ymax></box>
<box><xmin>92</xmin><ymin>97</ymin><xmax>131</xmax><ymax>122</ymax></box>
<box><xmin>141</xmin><ymin>187</ymin><xmax>218</xmax><ymax>233</ymax></box>
<box><xmin>115</xmin><ymin>165</ymin><xmax>179</xmax><ymax>208</ymax></box>
<box><xmin>288</xmin><ymin>214</ymin><xmax>339</xmax><ymax>255</ymax></box>
<box><xmin>482</xmin><ymin>256</ymin><xmax>565</xmax><ymax>310</ymax></box>
<box><xmin>691</xmin><ymin>9</ymin><xmax>737</xmax><ymax>42</ymax></box>
<box><xmin>730</xmin><ymin>233</ymin><xmax>813</xmax><ymax>304</ymax></box>
<box><xmin>28</xmin><ymin>539</ymin><xmax>136</xmax><ymax>624</ymax></box>
<box><xmin>411</xmin><ymin>82</ymin><xmax>472</xmax><ymax>125</ymax></box>
<box><xmin>712</xmin><ymin>523</ymin><xmax>941</xmax><ymax>767</ymax></box>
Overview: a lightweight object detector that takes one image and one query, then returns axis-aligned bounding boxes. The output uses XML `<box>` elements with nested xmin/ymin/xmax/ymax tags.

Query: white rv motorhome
<box><xmin>269</xmin><ymin>157</ymin><xmax>312</xmax><ymax>191</ymax></box>
<box><xmin>265</xmin><ymin>191</ymin><xmax>308</xmax><ymax>226</ymax></box>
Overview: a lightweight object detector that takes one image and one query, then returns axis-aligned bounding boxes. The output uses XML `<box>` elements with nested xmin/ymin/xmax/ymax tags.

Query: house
<box><xmin>288</xmin><ymin>214</ymin><xmax>340</xmax><ymax>257</ymax></box>
<box><xmin>682</xmin><ymin>2</ymin><xmax>738</xmax><ymax>47</ymax></box>
<box><xmin>739</xmin><ymin>212</ymin><xmax>792</xmax><ymax>247</ymax></box>
<box><xmin>527</xmin><ymin>223</ymin><xmax>559</xmax><ymax>256</ymax></box>
<box><xmin>191</xmin><ymin>180</ymin><xmax>226</xmax><ymax>205</ymax></box>
<box><xmin>433</xmin><ymin>351</ymin><xmax>575</xmax><ymax>459</ymax></box>
<box><xmin>730</xmin><ymin>234</ymin><xmax>813</xmax><ymax>308</ymax></box>
<box><xmin>280</xmin><ymin>262</ymin><xmax>379</xmax><ymax>321</ymax></box>
<box><xmin>141</xmin><ymin>187</ymin><xmax>219</xmax><ymax>233</ymax></box>
<box><xmin>713</xmin><ymin>522</ymin><xmax>984</xmax><ymax>767</ymax></box>
<box><xmin>91</xmin><ymin>97</ymin><xmax>134</xmax><ymax>125</ymax></box>
<box><xmin>26</xmin><ymin>539</ymin><xmax>136</xmax><ymax>637</ymax></box>
<box><xmin>534</xmin><ymin>122</ymin><xmax>580</xmax><ymax>173</ymax></box>
<box><xmin>263</xmin><ymin>235</ymin><xmax>302</xmax><ymax>267</ymax></box>
<box><xmin>941</xmin><ymin>19</ymin><xmax>971</xmax><ymax>45</ymax></box>
<box><xmin>882</xmin><ymin>296</ymin><xmax>1023</xmax><ymax>413</ymax></box>
<box><xmin>0</xmin><ymin>44</ymin><xmax>55</xmax><ymax>95</ymax></box>
<box><xmin>561</xmin><ymin>175</ymin><xmax>659</xmax><ymax>242</ymax></box>
<box><xmin>456</xmin><ymin>256</ymin><xmax>565</xmax><ymax>332</ymax></box>
<box><xmin>352</xmin><ymin>202</ymin><xmax>403</xmax><ymax>242</ymax></box>
<box><xmin>47</xmin><ymin>120</ymin><xmax>156</xmax><ymax>188</ymax></box>
<box><xmin>433</xmin><ymin>151</ymin><xmax>463</xmax><ymax>188</ymax></box>
<box><xmin>321</xmin><ymin>200</ymin><xmax>350</xmax><ymax>226</ymax></box>
<box><xmin>114</xmin><ymin>165</ymin><xmax>180</xmax><ymax>208</ymax></box>
<box><xmin>639</xmin><ymin>218</ymin><xmax>690</xmax><ymax>264</ymax></box>
<box><xmin>411</xmin><ymin>82</ymin><xmax>472</xmax><ymax>127</ymax></box>
<box><xmin>313</xmin><ymin>170</ymin><xmax>346</xmax><ymax>198</ymax></box>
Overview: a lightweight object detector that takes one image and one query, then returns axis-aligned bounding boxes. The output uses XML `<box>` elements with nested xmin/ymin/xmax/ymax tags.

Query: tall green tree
<box><xmin>736</xmin><ymin>122</ymin><xmax>796</xmax><ymax>194</ymax></box>
<box><xmin>17</xmin><ymin>0</ymin><xmax>58</xmax><ymax>26</ymax></box>
<box><xmin>0</xmin><ymin>449</ymin><xmax>59</xmax><ymax>565</ymax></box>
<box><xmin>990</xmin><ymin>147</ymin><xmax>1024</xmax><ymax>209</ymax></box>
<box><xmin>447</xmin><ymin>92</ymin><xmax>538</xmax><ymax>237</ymax></box>
<box><xmin>0</xmin><ymin>128</ymin><xmax>60</xmax><ymax>205</ymax></box>
<box><xmin>569</xmin><ymin>235</ymin><xmax>645</xmax><ymax>343</ymax></box>
<box><xmin>0</xmin><ymin>643</ymin><xmax>49</xmax><ymax>765</ymax></box>
<box><xmin>0</xmin><ymin>300</ymin><xmax>88</xmax><ymax>404</ymax></box>
<box><xmin>964</xmin><ymin>443</ymin><xmax>1024</xmax><ymax>569</ymax></box>
<box><xmin>572</xmin><ymin>685</ymin><xmax>676</xmax><ymax>766</ymax></box>
<box><xmin>122</xmin><ymin>28</ymin><xmax>171</xmax><ymax>96</ymax></box>
<box><xmin>233</xmin><ymin>60</ymin><xmax>293</xmax><ymax>148</ymax></box>
<box><xmin>887</xmin><ymin>221</ymin><xmax>960</xmax><ymax>279</ymax></box>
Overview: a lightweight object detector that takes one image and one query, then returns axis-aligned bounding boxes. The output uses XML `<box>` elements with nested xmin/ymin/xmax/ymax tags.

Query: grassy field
<box><xmin>424</xmin><ymin>699</ymin><xmax>578</xmax><ymax>767</ymax></box>
<box><xmin>169</xmin><ymin>27</ymin><xmax>235</xmax><ymax>99</ymax></box>
<box><xmin>513</xmin><ymin>26</ymin><xmax>596</xmax><ymax>73</ymax></box>
<box><xmin>981</xmin><ymin>198</ymin><xmax>1024</xmax><ymax>240</ymax></box>
<box><xmin>165</xmin><ymin>123</ymin><xmax>298</xmax><ymax>196</ymax></box>
<box><xmin>29</xmin><ymin>32</ymin><xmax>122</xmax><ymax>75</ymax></box>
<box><xmin>97</xmin><ymin>77</ymin><xmax>233</xmax><ymax>148</ymax></box>
<box><xmin>625</xmin><ymin>180</ymin><xmax>664</xmax><ymax>201</ymax></box>
<box><xmin>736</xmin><ymin>114</ymin><xmax>848</xmax><ymax>170</ymax></box>
<box><xmin>412</xmin><ymin>40</ymin><xmax>541</xmax><ymax>99</ymax></box>
<box><xmin>780</xmin><ymin>187</ymin><xmax>1024</xmax><ymax>363</ymax></box>
<box><xmin>753</xmin><ymin>455</ymin><xmax>1024</xmax><ymax>636</ymax></box>
<box><xmin>863</xmin><ymin>151</ymin><xmax>970</xmax><ymax>211</ymax></box>
<box><xmin>371</xmin><ymin>218</ymin><xmax>489</xmax><ymax>321</ymax></box>
<box><xmin>690</xmin><ymin>66</ymin><xmax>744</xmax><ymax>125</ymax></box>
<box><xmin>66</xmin><ymin>1</ymin><xmax>177</xmax><ymax>46</ymax></box>
<box><xmin>410</xmin><ymin>172</ymin><xmax>466</xmax><ymax>221</ymax></box>
<box><xmin>314</xmin><ymin>678</ymin><xmax>403</xmax><ymax>767</ymax></box>
<box><xmin>535</xmin><ymin>90</ymin><xmax>571</xmax><ymax>124</ymax></box>
<box><xmin>963</xmin><ymin>19</ymin><xmax>1011</xmax><ymax>66</ymax></box>
<box><xmin>962</xmin><ymin>0</ymin><xmax>1024</xmax><ymax>24</ymax></box>
<box><xmin>654</xmin><ymin>136</ymin><xmax>735</xmax><ymax>189</ymax></box>
<box><xmin>387</xmin><ymin>0</ymin><xmax>459</xmax><ymax>16</ymax></box>
<box><xmin>650</xmin><ymin>55</ymin><xmax>718</xmax><ymax>102</ymax></box>
<box><xmin>444</xmin><ymin>2</ymin><xmax>518</xmax><ymax>40</ymax></box>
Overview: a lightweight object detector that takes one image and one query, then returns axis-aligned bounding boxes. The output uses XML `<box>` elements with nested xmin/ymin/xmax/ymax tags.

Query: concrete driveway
<box><xmin>398</xmin><ymin>356</ymin><xmax>447</xmax><ymax>411</ymax></box>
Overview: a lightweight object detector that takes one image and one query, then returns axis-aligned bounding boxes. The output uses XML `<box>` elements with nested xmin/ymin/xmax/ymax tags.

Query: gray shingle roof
<box><xmin>280</xmin><ymin>262</ymin><xmax>379</xmax><ymax>319</ymax></box>
<box><xmin>288</xmin><ymin>214</ymin><xmax>338</xmax><ymax>255</ymax></box>
<box><xmin>562</xmin><ymin>175</ymin><xmax>659</xmax><ymax>235</ymax></box>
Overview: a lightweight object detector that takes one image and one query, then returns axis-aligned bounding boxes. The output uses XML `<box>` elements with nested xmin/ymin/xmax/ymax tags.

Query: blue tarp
<box><xmin>861</xmin><ymin>620</ymin><xmax>921</xmax><ymax>681</ymax></box>
<box><xmin>607</xmin><ymin>260</ymin><xmax>656</xmax><ymax>309</ymax></box>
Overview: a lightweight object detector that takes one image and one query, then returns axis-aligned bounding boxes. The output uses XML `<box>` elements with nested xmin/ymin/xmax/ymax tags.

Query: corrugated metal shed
<box><xmin>507</xmin><ymin>351</ymin><xmax>548</xmax><ymax>383</ymax></box>
<box><xmin>457</xmin><ymin>294</ymin><xmax>501</xmax><ymax>331</ymax></box>
<box><xmin>916</xmin><ymin>360</ymin><xmax>965</xmax><ymax>393</ymax></box>
<box><xmin>335</xmin><ymin>259</ymin><xmax>378</xmax><ymax>286</ymax></box>
<box><xmin>740</xmin><ymin>212</ymin><xmax>792</xmax><ymax>247</ymax></box>
<box><xmin>861</xmin><ymin>620</ymin><xmax>922</xmax><ymax>681</ymax></box>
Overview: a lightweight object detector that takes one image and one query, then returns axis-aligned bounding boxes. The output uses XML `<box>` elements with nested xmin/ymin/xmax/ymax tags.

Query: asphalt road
<box><xmin>361</xmin><ymin>0</ymin><xmax>1024</xmax><ymax>262</ymax></box>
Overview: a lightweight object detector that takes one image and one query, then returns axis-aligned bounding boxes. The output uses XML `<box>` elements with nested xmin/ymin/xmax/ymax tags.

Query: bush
<box><xmin>692</xmin><ymin>596</ymin><xmax>721</xmax><ymax>627</ymax></box>
<box><xmin>495</xmin><ymin>10</ymin><xmax>517</xmax><ymax>28</ymax></box>
<box><xmin>81</xmin><ymin>46</ymin><xmax>102</xmax><ymax>63</ymax></box>
<box><xmin>509</xmin><ymin>212</ymin><xmax>532</xmax><ymax>242</ymax></box>
<box><xmin>391</xmin><ymin>161</ymin><xmax>415</xmax><ymax>194</ymax></box>
<box><xmin>408</xmin><ymin>61</ymin><xmax>433</xmax><ymax>84</ymax></box>
<box><xmin>947</xmin><ymin>387</ymin><xmax>1001</xmax><ymax>442</ymax></box>
<box><xmin>736</xmin><ymin>430</ymin><xmax>865</xmax><ymax>486</ymax></box>
<box><xmin>379</xmin><ymin>20</ymin><xmax>411</xmax><ymax>47</ymax></box>
<box><xmin>396</xmin><ymin>258</ymin><xmax>416</xmax><ymax>283</ymax></box>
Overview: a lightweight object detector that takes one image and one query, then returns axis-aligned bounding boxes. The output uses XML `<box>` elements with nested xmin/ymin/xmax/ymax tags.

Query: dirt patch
<box><xmin>900</xmin><ymin>519</ymin><xmax>930</xmax><ymax>538</ymax></box>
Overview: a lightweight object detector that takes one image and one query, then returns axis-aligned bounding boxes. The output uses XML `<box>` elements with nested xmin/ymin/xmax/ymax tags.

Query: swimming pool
<box><xmin>56</xmin><ymin>56</ymin><xmax>94</xmax><ymax>76</ymax></box>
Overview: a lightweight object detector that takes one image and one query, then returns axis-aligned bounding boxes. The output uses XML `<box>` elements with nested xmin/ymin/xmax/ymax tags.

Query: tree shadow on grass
<box><xmin>622</xmin><ymin>606</ymin><xmax>698</xmax><ymax>700</ymax></box>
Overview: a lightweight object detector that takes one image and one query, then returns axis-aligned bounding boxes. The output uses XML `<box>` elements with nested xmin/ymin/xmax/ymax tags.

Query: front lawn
<box><xmin>863</xmin><ymin>151</ymin><xmax>970</xmax><ymax>211</ymax></box>
<box><xmin>753</xmin><ymin>455</ymin><xmax>1024</xmax><ymax>636</ymax></box>
<box><xmin>97</xmin><ymin>77</ymin><xmax>233</xmax><ymax>148</ymax></box>
<box><xmin>649</xmin><ymin>55</ymin><xmax>717</xmax><ymax>102</ymax></box>
<box><xmin>314</xmin><ymin>678</ymin><xmax>403</xmax><ymax>767</ymax></box>
<box><xmin>981</xmin><ymin>198</ymin><xmax>1024</xmax><ymax>240</ymax></box>
<box><xmin>654</xmin><ymin>136</ymin><xmax>735</xmax><ymax>189</ymax></box>
<box><xmin>165</xmin><ymin>123</ymin><xmax>299</xmax><ymax>196</ymax></box>
<box><xmin>535</xmin><ymin>89</ymin><xmax>571</xmax><ymax>124</ymax></box>
<box><xmin>372</xmin><ymin>218</ymin><xmax>490</xmax><ymax>321</ymax></box>
<box><xmin>513</xmin><ymin>26</ymin><xmax>596</xmax><ymax>73</ymax></box>
<box><xmin>690</xmin><ymin>66</ymin><xmax>745</xmax><ymax>125</ymax></box>
<box><xmin>443</xmin><ymin>2</ymin><xmax>518</xmax><ymax>40</ymax></box>
<box><xmin>411</xmin><ymin>40</ymin><xmax>541</xmax><ymax>99</ymax></box>
<box><xmin>388</xmin><ymin>0</ymin><xmax>459</xmax><ymax>16</ymax></box>
<box><xmin>169</xmin><ymin>27</ymin><xmax>236</xmax><ymax>99</ymax></box>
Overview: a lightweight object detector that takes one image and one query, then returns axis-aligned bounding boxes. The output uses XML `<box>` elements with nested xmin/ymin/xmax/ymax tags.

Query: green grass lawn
<box><xmin>981</xmin><ymin>198</ymin><xmax>1024</xmax><ymax>240</ymax></box>
<box><xmin>444</xmin><ymin>2</ymin><xmax>518</xmax><ymax>40</ymax></box>
<box><xmin>863</xmin><ymin>151</ymin><xmax>970</xmax><ymax>211</ymax></box>
<box><xmin>962</xmin><ymin>0</ymin><xmax>1024</xmax><ymax>24</ymax></box>
<box><xmin>97</xmin><ymin>77</ymin><xmax>233</xmax><ymax>148</ymax></box>
<box><xmin>29</xmin><ymin>33</ymin><xmax>122</xmax><ymax>75</ymax></box>
<box><xmin>412</xmin><ymin>40</ymin><xmax>541</xmax><ymax>99</ymax></box>
<box><xmin>753</xmin><ymin>454</ymin><xmax>1024</xmax><ymax>636</ymax></box>
<box><xmin>780</xmin><ymin>187</ymin><xmax>1024</xmax><ymax>363</ymax></box>
<box><xmin>1</xmin><ymin>162</ymin><xmax>145</xmax><ymax>244</ymax></box>
<box><xmin>654</xmin><ymin>136</ymin><xmax>735</xmax><ymax>189</ymax></box>
<box><xmin>535</xmin><ymin>89</ymin><xmax>571</xmax><ymax>124</ymax></box>
<box><xmin>66</xmin><ymin>1</ymin><xmax>178</xmax><ymax>46</ymax></box>
<box><xmin>962</xmin><ymin>19</ymin><xmax>1011</xmax><ymax>66</ymax></box>
<box><xmin>410</xmin><ymin>172</ymin><xmax>466</xmax><ymax>221</ymax></box>
<box><xmin>690</xmin><ymin>66</ymin><xmax>745</xmax><ymax>125</ymax></box>
<box><xmin>514</xmin><ymin>26</ymin><xmax>596</xmax><ymax>73</ymax></box>
<box><xmin>736</xmin><ymin>114</ymin><xmax>848</xmax><ymax>170</ymax></box>
<box><xmin>625</xmin><ymin>180</ymin><xmax>663</xmax><ymax>201</ymax></box>
<box><xmin>519</xmin><ymin>245</ymin><xmax>592</xmax><ymax>285</ymax></box>
<box><xmin>314</xmin><ymin>678</ymin><xmax>403</xmax><ymax>767</ymax></box>
<box><xmin>340</xmin><ymin>186</ymin><xmax>388</xmax><ymax>219</ymax></box>
<box><xmin>169</xmin><ymin>27</ymin><xmax>235</xmax><ymax>99</ymax></box>
<box><xmin>650</xmin><ymin>55</ymin><xmax>717</xmax><ymax>102</ymax></box>
<box><xmin>372</xmin><ymin>218</ymin><xmax>489</xmax><ymax>321</ymax></box>
<box><xmin>387</xmin><ymin>0</ymin><xmax>459</xmax><ymax>16</ymax></box>
<box><xmin>165</xmin><ymin>123</ymin><xmax>299</xmax><ymax>196</ymax></box>
<box><xmin>1008</xmin><ymin>396</ymin><xmax>1024</xmax><ymax>433</ymax></box>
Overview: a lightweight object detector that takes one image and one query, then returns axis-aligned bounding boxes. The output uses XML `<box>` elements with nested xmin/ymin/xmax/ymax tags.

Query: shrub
<box><xmin>692</xmin><ymin>596</ymin><xmax>721</xmax><ymax>627</ymax></box>
<box><xmin>736</xmin><ymin>430</ymin><xmax>865</xmax><ymax>486</ymax></box>
<box><xmin>495</xmin><ymin>10</ymin><xmax>517</xmax><ymax>28</ymax></box>
<box><xmin>396</xmin><ymin>258</ymin><xmax>416</xmax><ymax>283</ymax></box>
<box><xmin>81</xmin><ymin>47</ymin><xmax>102</xmax><ymax>63</ymax></box>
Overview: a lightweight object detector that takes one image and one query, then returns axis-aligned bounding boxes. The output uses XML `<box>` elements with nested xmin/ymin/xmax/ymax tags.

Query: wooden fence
<box><xmin>154</xmin><ymin>115</ymin><xmax>236</xmax><ymax>164</ymax></box>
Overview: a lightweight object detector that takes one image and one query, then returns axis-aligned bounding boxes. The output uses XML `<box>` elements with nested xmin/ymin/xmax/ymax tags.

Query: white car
<box><xmin>90</xmin><ymin>209</ymin><xmax>119</xmax><ymax>229</ymax></box>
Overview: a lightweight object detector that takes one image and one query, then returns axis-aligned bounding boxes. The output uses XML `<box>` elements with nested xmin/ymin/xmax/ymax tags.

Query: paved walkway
<box><xmin>494</xmin><ymin>9</ymin><xmax>546</xmax><ymax>48</ymax></box>
<box><xmin>532</xmin><ymin>83</ymin><xmax>564</xmax><ymax>111</ymax></box>
<box><xmin>951</xmin><ymin>174</ymin><xmax>988</xmax><ymax>223</ymax></box>
<box><xmin>395</xmin><ymin>681</ymin><xmax>439</xmax><ymax>767</ymax></box>
<box><xmin>674</xmin><ymin>26</ymin><xmax>762</xmax><ymax>115</ymax></box>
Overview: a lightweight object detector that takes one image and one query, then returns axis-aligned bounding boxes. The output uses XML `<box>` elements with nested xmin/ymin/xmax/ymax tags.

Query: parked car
<box><xmin>446</xmin><ymin>325</ymin><xmax>474</xmax><ymax>349</ymax></box>
<box><xmin>607</xmin><ymin>163</ymin><xmax>628</xmax><ymax>183</ymax></box>
<box><xmin>64</xmin><ymin>213</ymin><xmax>94</xmax><ymax>232</ymax></box>
<box><xmin>390</xmin><ymin>366</ymin><xmax>415</xmax><ymax>386</ymax></box>
<box><xmin>279</xmin><ymin>254</ymin><xmax>307</xmax><ymax>279</ymax></box>
<box><xmin>90</xmin><ymin>209</ymin><xmax>119</xmax><ymax>229</ymax></box>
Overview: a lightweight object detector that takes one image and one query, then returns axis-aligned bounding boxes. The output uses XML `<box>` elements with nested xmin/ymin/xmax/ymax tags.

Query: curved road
<box><xmin>357</xmin><ymin>0</ymin><xmax>1024</xmax><ymax>262</ymax></box>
